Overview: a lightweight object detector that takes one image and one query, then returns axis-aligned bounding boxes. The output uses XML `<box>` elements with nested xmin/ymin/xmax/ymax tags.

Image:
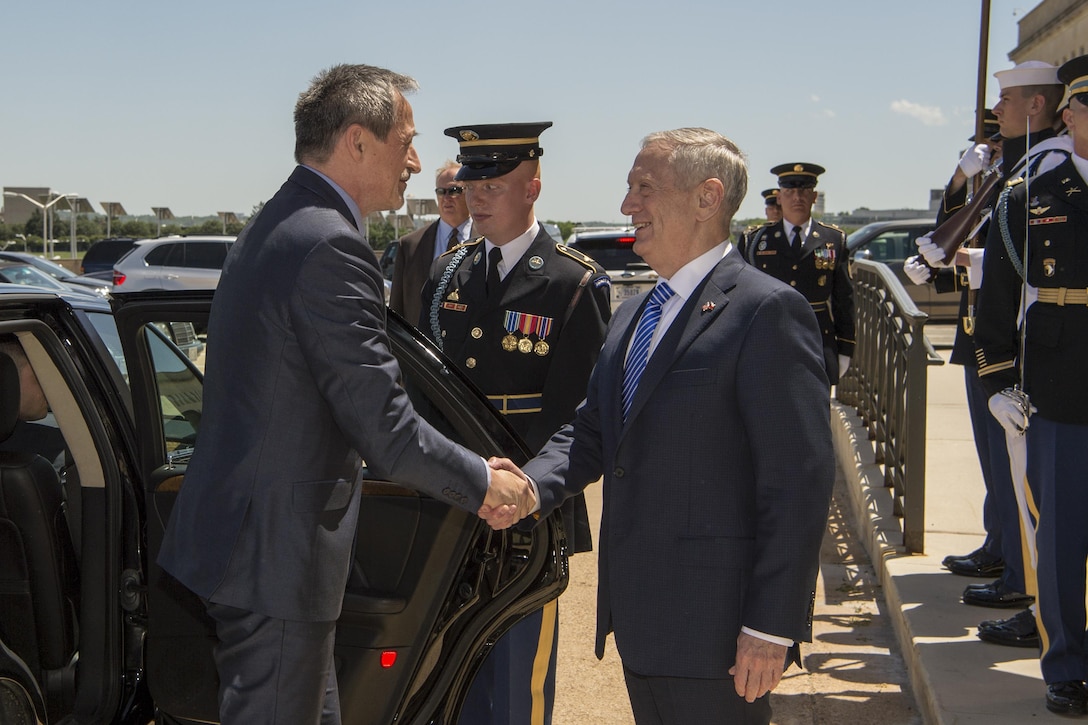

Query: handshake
<box><xmin>478</xmin><ymin>457</ymin><xmax>537</xmax><ymax>530</ymax></box>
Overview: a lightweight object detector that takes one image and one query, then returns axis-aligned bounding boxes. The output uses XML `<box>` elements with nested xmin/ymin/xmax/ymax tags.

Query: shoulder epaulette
<box><xmin>556</xmin><ymin>244</ymin><xmax>601</xmax><ymax>271</ymax></box>
<box><xmin>819</xmin><ymin>221</ymin><xmax>844</xmax><ymax>232</ymax></box>
<box><xmin>439</xmin><ymin>236</ymin><xmax>484</xmax><ymax>257</ymax></box>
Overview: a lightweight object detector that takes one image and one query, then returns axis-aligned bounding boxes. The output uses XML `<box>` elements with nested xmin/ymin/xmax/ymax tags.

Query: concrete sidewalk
<box><xmin>832</xmin><ymin>323</ymin><xmax>1053</xmax><ymax>723</ymax></box>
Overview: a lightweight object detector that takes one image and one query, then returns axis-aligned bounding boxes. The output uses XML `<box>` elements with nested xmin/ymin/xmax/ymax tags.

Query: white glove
<box><xmin>988</xmin><ymin>389</ymin><xmax>1036</xmax><ymax>437</ymax></box>
<box><xmin>903</xmin><ymin>255</ymin><xmax>932</xmax><ymax>285</ymax></box>
<box><xmin>916</xmin><ymin>233</ymin><xmax>949</xmax><ymax>268</ymax></box>
<box><xmin>958</xmin><ymin>143</ymin><xmax>991</xmax><ymax>178</ymax></box>
<box><xmin>838</xmin><ymin>354</ymin><xmax>851</xmax><ymax>376</ymax></box>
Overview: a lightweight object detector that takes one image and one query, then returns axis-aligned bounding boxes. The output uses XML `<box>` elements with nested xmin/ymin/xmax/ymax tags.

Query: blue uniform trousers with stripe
<box><xmin>1028</xmin><ymin>417</ymin><xmax>1088</xmax><ymax>684</ymax></box>
<box><xmin>458</xmin><ymin>600</ymin><xmax>559</xmax><ymax>725</ymax></box>
<box><xmin>965</xmin><ymin>367</ymin><xmax>1024</xmax><ymax>592</ymax></box>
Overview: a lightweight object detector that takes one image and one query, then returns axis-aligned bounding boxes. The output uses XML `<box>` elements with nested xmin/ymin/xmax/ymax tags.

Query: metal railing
<box><xmin>837</xmin><ymin>260</ymin><xmax>944</xmax><ymax>553</ymax></box>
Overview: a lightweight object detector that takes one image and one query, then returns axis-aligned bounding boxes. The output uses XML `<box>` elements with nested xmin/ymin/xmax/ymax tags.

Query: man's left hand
<box><xmin>728</xmin><ymin>632</ymin><xmax>788</xmax><ymax>703</ymax></box>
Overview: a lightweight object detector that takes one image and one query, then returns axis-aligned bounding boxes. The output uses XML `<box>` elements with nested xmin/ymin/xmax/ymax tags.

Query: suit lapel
<box><xmin>620</xmin><ymin>255</ymin><xmax>739</xmax><ymax>431</ymax></box>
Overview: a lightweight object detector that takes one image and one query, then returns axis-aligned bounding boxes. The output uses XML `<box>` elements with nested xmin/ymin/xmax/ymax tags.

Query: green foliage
<box><xmin>545</xmin><ymin>220</ymin><xmax>576</xmax><ymax>242</ymax></box>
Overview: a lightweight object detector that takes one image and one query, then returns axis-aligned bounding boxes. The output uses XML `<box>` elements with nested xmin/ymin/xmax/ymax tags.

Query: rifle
<box><xmin>928</xmin><ymin>165</ymin><xmax>1002</xmax><ymax>265</ymax></box>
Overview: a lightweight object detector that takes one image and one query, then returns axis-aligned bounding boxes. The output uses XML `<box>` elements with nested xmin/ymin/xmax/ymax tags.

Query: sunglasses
<box><xmin>435</xmin><ymin>186</ymin><xmax>465</xmax><ymax>197</ymax></box>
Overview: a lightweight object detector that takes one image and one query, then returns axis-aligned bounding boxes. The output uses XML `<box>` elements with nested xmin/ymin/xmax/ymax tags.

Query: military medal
<box><xmin>503</xmin><ymin>310</ymin><xmax>553</xmax><ymax>356</ymax></box>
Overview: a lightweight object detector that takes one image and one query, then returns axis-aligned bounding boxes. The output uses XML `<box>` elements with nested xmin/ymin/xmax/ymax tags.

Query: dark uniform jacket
<box><xmin>933</xmin><ymin>130</ymin><xmax>1067</xmax><ymax>367</ymax></box>
<box><xmin>420</xmin><ymin>226</ymin><xmax>612</xmax><ymax>552</ymax></box>
<box><xmin>745</xmin><ymin>220</ymin><xmax>855</xmax><ymax>383</ymax></box>
<box><xmin>975</xmin><ymin>158</ymin><xmax>1088</xmax><ymax>425</ymax></box>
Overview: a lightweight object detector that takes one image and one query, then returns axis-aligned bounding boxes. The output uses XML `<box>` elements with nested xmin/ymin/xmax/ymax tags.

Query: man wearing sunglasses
<box><xmin>389</xmin><ymin>160</ymin><xmax>472</xmax><ymax>323</ymax></box>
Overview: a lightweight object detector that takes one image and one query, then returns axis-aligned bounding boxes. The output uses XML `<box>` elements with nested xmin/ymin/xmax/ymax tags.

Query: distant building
<box><xmin>1009</xmin><ymin>0</ymin><xmax>1088</xmax><ymax>66</ymax></box>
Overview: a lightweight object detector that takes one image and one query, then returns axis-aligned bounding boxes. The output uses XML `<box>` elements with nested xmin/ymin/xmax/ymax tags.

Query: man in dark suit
<box><xmin>486</xmin><ymin>128</ymin><xmax>834</xmax><ymax>724</ymax></box>
<box><xmin>422</xmin><ymin>122</ymin><xmax>611</xmax><ymax>725</ymax></box>
<box><xmin>744</xmin><ymin>163</ymin><xmax>854</xmax><ymax>384</ymax></box>
<box><xmin>389</xmin><ymin>160</ymin><xmax>471</xmax><ymax>323</ymax></box>
<box><xmin>156</xmin><ymin>64</ymin><xmax>533</xmax><ymax>725</ymax></box>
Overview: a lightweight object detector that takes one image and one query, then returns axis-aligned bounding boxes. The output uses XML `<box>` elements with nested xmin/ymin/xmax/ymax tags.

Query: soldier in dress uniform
<box><xmin>737</xmin><ymin>189</ymin><xmax>781</xmax><ymax>256</ymax></box>
<box><xmin>743</xmin><ymin>163</ymin><xmax>854</xmax><ymax>384</ymax></box>
<box><xmin>909</xmin><ymin>61</ymin><xmax>1070</xmax><ymax>649</ymax></box>
<box><xmin>420</xmin><ymin>121</ymin><xmax>611</xmax><ymax>725</ymax></box>
<box><xmin>973</xmin><ymin>53</ymin><xmax>1088</xmax><ymax>716</ymax></box>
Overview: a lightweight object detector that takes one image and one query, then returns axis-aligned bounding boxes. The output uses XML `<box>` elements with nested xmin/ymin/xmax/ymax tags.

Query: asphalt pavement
<box><xmin>833</xmin><ymin>322</ymin><xmax>1056</xmax><ymax>724</ymax></box>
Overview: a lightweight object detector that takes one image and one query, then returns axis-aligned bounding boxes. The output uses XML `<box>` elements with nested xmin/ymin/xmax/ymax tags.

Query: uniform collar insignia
<box><xmin>1066</xmin><ymin>186</ymin><xmax>1082</xmax><ymax>197</ymax></box>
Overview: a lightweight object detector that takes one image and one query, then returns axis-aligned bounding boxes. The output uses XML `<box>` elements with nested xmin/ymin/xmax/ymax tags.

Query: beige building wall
<box><xmin>1010</xmin><ymin>0</ymin><xmax>1088</xmax><ymax>67</ymax></box>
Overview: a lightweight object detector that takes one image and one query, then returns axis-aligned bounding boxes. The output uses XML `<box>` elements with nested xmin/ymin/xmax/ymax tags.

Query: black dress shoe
<box><xmin>1046</xmin><ymin>681</ymin><xmax>1088</xmax><ymax>716</ymax></box>
<box><xmin>962</xmin><ymin>581</ymin><xmax>1035</xmax><ymax>608</ymax></box>
<box><xmin>944</xmin><ymin>549</ymin><xmax>1005</xmax><ymax>578</ymax></box>
<box><xmin>977</xmin><ymin>610</ymin><xmax>1041</xmax><ymax>648</ymax></box>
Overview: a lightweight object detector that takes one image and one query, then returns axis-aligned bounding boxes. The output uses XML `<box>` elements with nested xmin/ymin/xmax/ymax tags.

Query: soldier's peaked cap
<box><xmin>1058</xmin><ymin>54</ymin><xmax>1088</xmax><ymax>98</ymax></box>
<box><xmin>444</xmin><ymin>122</ymin><xmax>553</xmax><ymax>181</ymax></box>
<box><xmin>771</xmin><ymin>162</ymin><xmax>825</xmax><ymax>189</ymax></box>
<box><xmin>761</xmin><ymin>188</ymin><xmax>780</xmax><ymax>205</ymax></box>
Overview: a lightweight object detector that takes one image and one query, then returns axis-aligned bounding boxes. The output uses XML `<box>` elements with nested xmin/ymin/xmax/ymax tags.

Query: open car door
<box><xmin>110</xmin><ymin>292</ymin><xmax>567</xmax><ymax>725</ymax></box>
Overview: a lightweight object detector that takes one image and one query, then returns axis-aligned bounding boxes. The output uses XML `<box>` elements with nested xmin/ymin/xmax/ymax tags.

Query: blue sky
<box><xmin>2</xmin><ymin>1</ymin><xmax>1037</xmax><ymax>225</ymax></box>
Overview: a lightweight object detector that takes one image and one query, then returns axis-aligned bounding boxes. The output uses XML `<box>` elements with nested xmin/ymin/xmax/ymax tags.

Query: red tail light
<box><xmin>113</xmin><ymin>271</ymin><xmax>126</xmax><ymax>286</ymax></box>
<box><xmin>380</xmin><ymin>650</ymin><xmax>397</xmax><ymax>668</ymax></box>
<box><xmin>618</xmin><ymin>236</ymin><xmax>636</xmax><ymax>244</ymax></box>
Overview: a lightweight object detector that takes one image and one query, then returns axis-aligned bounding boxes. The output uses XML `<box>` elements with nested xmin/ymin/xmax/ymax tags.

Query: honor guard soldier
<box><xmin>737</xmin><ymin>188</ymin><xmax>781</xmax><ymax>256</ymax></box>
<box><xmin>744</xmin><ymin>163</ymin><xmax>854</xmax><ymax>383</ymax></box>
<box><xmin>421</xmin><ymin>121</ymin><xmax>612</xmax><ymax>725</ymax></box>
<box><xmin>973</xmin><ymin>54</ymin><xmax>1088</xmax><ymax>716</ymax></box>
<box><xmin>910</xmin><ymin>61</ymin><xmax>1069</xmax><ymax>650</ymax></box>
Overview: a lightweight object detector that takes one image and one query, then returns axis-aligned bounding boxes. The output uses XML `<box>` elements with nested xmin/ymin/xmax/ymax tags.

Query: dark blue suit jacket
<box><xmin>523</xmin><ymin>250</ymin><xmax>834</xmax><ymax>678</ymax></box>
<box><xmin>158</xmin><ymin>166</ymin><xmax>486</xmax><ymax>622</ymax></box>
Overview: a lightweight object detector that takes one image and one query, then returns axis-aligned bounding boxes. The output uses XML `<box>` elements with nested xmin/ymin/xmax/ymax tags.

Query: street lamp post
<box><xmin>3</xmin><ymin>190</ymin><xmax>76</xmax><ymax>257</ymax></box>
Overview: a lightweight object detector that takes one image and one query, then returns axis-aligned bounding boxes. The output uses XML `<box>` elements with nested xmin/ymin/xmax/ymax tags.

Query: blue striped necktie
<box><xmin>622</xmin><ymin>282</ymin><xmax>675</xmax><ymax>422</ymax></box>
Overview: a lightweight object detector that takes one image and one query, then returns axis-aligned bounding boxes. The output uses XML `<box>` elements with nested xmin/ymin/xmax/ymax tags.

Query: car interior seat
<box><xmin>0</xmin><ymin>351</ymin><xmax>79</xmax><ymax>716</ymax></box>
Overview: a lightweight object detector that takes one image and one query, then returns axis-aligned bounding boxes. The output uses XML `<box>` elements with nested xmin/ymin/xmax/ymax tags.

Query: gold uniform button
<box><xmin>471</xmin><ymin>327</ymin><xmax>483</xmax><ymax>339</ymax></box>
<box><xmin>466</xmin><ymin>357</ymin><xmax>477</xmax><ymax>369</ymax></box>
<box><xmin>792</xmin><ymin>265</ymin><xmax>799</xmax><ymax>270</ymax></box>
<box><xmin>790</xmin><ymin>280</ymin><xmax>797</xmax><ymax>286</ymax></box>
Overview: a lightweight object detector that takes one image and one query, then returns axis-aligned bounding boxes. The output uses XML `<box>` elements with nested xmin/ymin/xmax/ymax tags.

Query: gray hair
<box><xmin>294</xmin><ymin>64</ymin><xmax>419</xmax><ymax>164</ymax></box>
<box><xmin>640</xmin><ymin>128</ymin><xmax>748</xmax><ymax>224</ymax></box>
<box><xmin>436</xmin><ymin>159</ymin><xmax>460</xmax><ymax>179</ymax></box>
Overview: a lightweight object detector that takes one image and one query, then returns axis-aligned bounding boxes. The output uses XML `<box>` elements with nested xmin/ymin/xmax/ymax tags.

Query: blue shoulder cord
<box><xmin>428</xmin><ymin>246</ymin><xmax>471</xmax><ymax>351</ymax></box>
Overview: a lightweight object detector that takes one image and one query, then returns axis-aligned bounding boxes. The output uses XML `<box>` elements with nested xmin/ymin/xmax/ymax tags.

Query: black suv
<box><xmin>0</xmin><ymin>286</ymin><xmax>564</xmax><ymax>725</ymax></box>
<box><xmin>79</xmin><ymin>237</ymin><xmax>138</xmax><ymax>279</ymax></box>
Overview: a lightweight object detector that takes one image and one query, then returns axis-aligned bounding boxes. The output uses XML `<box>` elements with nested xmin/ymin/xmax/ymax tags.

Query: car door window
<box><xmin>865</xmin><ymin>231</ymin><xmax>913</xmax><ymax>262</ymax></box>
<box><xmin>181</xmin><ymin>242</ymin><xmax>229</xmax><ymax>270</ymax></box>
<box><xmin>143</xmin><ymin>244</ymin><xmax>181</xmax><ymax>267</ymax></box>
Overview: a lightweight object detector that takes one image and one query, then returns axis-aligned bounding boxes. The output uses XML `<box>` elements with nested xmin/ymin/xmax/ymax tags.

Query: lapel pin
<box><xmin>701</xmin><ymin>301</ymin><xmax>715</xmax><ymax>313</ymax></box>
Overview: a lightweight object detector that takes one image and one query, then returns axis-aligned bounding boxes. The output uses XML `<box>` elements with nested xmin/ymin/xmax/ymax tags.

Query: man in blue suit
<box><xmin>487</xmin><ymin>128</ymin><xmax>834</xmax><ymax>724</ymax></box>
<box><xmin>157</xmin><ymin>64</ymin><xmax>533</xmax><ymax>725</ymax></box>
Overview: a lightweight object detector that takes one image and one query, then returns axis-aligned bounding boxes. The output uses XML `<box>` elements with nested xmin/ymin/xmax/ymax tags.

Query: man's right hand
<box><xmin>916</xmin><ymin>234</ymin><xmax>949</xmax><ymax>268</ymax></box>
<box><xmin>958</xmin><ymin>143</ymin><xmax>991</xmax><ymax>178</ymax></box>
<box><xmin>479</xmin><ymin>461</ymin><xmax>535</xmax><ymax>530</ymax></box>
<box><xmin>903</xmin><ymin>255</ymin><xmax>932</xmax><ymax>285</ymax></box>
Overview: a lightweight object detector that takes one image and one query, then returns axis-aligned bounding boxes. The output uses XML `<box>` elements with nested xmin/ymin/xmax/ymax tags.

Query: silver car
<box><xmin>565</xmin><ymin>228</ymin><xmax>658</xmax><ymax>311</ymax></box>
<box><xmin>112</xmin><ymin>236</ymin><xmax>235</xmax><ymax>292</ymax></box>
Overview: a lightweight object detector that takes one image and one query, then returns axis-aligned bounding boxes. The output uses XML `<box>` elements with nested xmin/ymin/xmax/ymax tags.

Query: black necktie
<box><xmin>486</xmin><ymin>247</ymin><xmax>503</xmax><ymax>297</ymax></box>
<box><xmin>446</xmin><ymin>227</ymin><xmax>459</xmax><ymax>252</ymax></box>
<box><xmin>791</xmin><ymin>225</ymin><xmax>803</xmax><ymax>252</ymax></box>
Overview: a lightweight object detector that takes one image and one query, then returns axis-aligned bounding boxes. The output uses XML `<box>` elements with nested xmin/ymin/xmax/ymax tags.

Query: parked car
<box><xmin>0</xmin><ymin>285</ymin><xmax>564</xmax><ymax>725</ymax></box>
<box><xmin>0</xmin><ymin>251</ymin><xmax>110</xmax><ymax>296</ymax></box>
<box><xmin>846</xmin><ymin>218</ymin><xmax>958</xmax><ymax>321</ymax></box>
<box><xmin>565</xmin><ymin>227</ymin><xmax>657</xmax><ymax>310</ymax></box>
<box><xmin>79</xmin><ymin>237</ymin><xmax>138</xmax><ymax>279</ymax></box>
<box><xmin>112</xmin><ymin>236</ymin><xmax>235</xmax><ymax>291</ymax></box>
<box><xmin>0</xmin><ymin>260</ymin><xmax>102</xmax><ymax>298</ymax></box>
